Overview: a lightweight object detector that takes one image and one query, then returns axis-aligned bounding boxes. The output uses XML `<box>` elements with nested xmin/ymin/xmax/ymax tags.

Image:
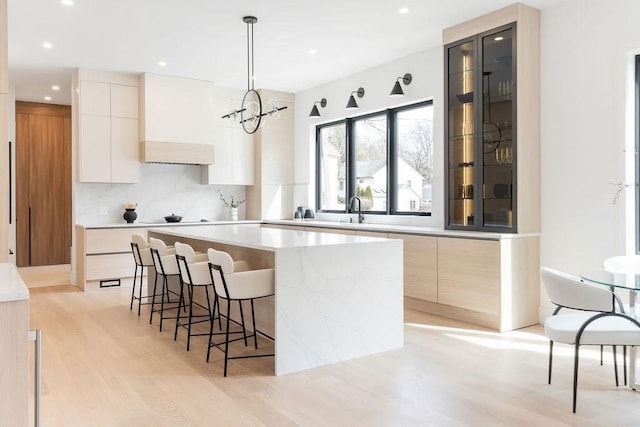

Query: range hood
<box><xmin>140</xmin><ymin>141</ymin><xmax>215</xmax><ymax>165</ymax></box>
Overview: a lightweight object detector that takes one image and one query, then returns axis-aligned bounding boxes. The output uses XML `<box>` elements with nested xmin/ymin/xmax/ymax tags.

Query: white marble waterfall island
<box><xmin>148</xmin><ymin>224</ymin><xmax>404</xmax><ymax>375</ymax></box>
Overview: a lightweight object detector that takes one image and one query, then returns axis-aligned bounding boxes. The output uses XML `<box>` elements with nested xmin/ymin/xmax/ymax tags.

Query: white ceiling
<box><xmin>8</xmin><ymin>0</ymin><xmax>565</xmax><ymax>105</ymax></box>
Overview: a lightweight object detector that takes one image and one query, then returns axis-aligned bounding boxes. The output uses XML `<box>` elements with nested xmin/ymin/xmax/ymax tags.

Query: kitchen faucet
<box><xmin>349</xmin><ymin>196</ymin><xmax>365</xmax><ymax>224</ymax></box>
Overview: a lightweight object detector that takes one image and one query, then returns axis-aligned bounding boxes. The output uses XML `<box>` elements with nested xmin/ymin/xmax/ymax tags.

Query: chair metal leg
<box><xmin>206</xmin><ymin>297</ymin><xmax>217</xmax><ymax>363</ymax></box>
<box><xmin>186</xmin><ymin>286</ymin><xmax>194</xmax><ymax>351</ymax></box>
<box><xmin>573</xmin><ymin>344</ymin><xmax>580</xmax><ymax>413</ymax></box>
<box><xmin>174</xmin><ymin>280</ymin><xmax>184</xmax><ymax>341</ymax></box>
<box><xmin>624</xmin><ymin>345</ymin><xmax>627</xmax><ymax>386</ymax></box>
<box><xmin>149</xmin><ymin>270</ymin><xmax>160</xmax><ymax>325</ymax></box>
<box><xmin>600</xmin><ymin>345</ymin><xmax>603</xmax><ymax>366</ymax></box>
<box><xmin>224</xmin><ymin>300</ymin><xmax>232</xmax><ymax>377</ymax></box>
<box><xmin>159</xmin><ymin>275</ymin><xmax>167</xmax><ymax>332</ymax></box>
<box><xmin>238</xmin><ymin>300</ymin><xmax>248</xmax><ymax>346</ymax></box>
<box><xmin>130</xmin><ymin>265</ymin><xmax>138</xmax><ymax>310</ymax></box>
<box><xmin>137</xmin><ymin>266</ymin><xmax>144</xmax><ymax>316</ymax></box>
<box><xmin>251</xmin><ymin>299</ymin><xmax>258</xmax><ymax>349</ymax></box>
<box><xmin>613</xmin><ymin>345</ymin><xmax>619</xmax><ymax>387</ymax></box>
<box><xmin>548</xmin><ymin>340</ymin><xmax>554</xmax><ymax>385</ymax></box>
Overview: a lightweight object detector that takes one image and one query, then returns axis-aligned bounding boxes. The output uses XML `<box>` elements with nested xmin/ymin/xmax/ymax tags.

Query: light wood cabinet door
<box><xmin>80</xmin><ymin>81</ymin><xmax>110</xmax><ymax>116</ymax></box>
<box><xmin>110</xmin><ymin>117</ymin><xmax>139</xmax><ymax>183</ymax></box>
<box><xmin>389</xmin><ymin>233</ymin><xmax>437</xmax><ymax>302</ymax></box>
<box><xmin>437</xmin><ymin>237</ymin><xmax>500</xmax><ymax>315</ymax></box>
<box><xmin>79</xmin><ymin>115</ymin><xmax>111</xmax><ymax>182</ymax></box>
<box><xmin>85</xmin><ymin>227</ymin><xmax>146</xmax><ymax>254</ymax></box>
<box><xmin>86</xmin><ymin>253</ymin><xmax>136</xmax><ymax>281</ymax></box>
<box><xmin>111</xmin><ymin>84</ymin><xmax>138</xmax><ymax>119</ymax></box>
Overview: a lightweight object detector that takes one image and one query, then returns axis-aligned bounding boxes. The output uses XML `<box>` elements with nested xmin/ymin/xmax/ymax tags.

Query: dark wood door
<box><xmin>15</xmin><ymin>102</ymin><xmax>71</xmax><ymax>266</ymax></box>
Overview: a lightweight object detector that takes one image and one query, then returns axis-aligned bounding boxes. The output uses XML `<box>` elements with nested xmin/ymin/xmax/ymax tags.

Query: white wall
<box><xmin>539</xmin><ymin>0</ymin><xmax>640</xmax><ymax>314</ymax></box>
<box><xmin>294</xmin><ymin>46</ymin><xmax>443</xmax><ymax>226</ymax></box>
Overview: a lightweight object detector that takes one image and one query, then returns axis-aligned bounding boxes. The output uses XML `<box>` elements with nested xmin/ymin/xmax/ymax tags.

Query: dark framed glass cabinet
<box><xmin>445</xmin><ymin>23</ymin><xmax>517</xmax><ymax>232</ymax></box>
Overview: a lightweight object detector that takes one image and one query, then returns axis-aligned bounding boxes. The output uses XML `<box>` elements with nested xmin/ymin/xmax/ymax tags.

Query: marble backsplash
<box><xmin>75</xmin><ymin>163</ymin><xmax>246</xmax><ymax>225</ymax></box>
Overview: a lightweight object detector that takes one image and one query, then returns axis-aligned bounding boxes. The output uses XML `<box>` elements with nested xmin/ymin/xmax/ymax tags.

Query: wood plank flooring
<box><xmin>27</xmin><ymin>285</ymin><xmax>640</xmax><ymax>426</ymax></box>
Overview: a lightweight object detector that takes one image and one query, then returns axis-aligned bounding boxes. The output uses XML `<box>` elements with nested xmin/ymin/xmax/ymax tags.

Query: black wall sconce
<box><xmin>390</xmin><ymin>73</ymin><xmax>412</xmax><ymax>97</ymax></box>
<box><xmin>309</xmin><ymin>98</ymin><xmax>327</xmax><ymax>117</ymax></box>
<box><xmin>346</xmin><ymin>87</ymin><xmax>365</xmax><ymax>109</ymax></box>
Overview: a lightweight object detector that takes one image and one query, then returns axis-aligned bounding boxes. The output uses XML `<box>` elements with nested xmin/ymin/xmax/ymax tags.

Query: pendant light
<box><xmin>221</xmin><ymin>16</ymin><xmax>287</xmax><ymax>134</ymax></box>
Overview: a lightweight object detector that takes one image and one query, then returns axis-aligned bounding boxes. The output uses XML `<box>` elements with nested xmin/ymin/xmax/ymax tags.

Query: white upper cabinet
<box><xmin>77</xmin><ymin>70</ymin><xmax>140</xmax><ymax>183</ymax></box>
<box><xmin>110</xmin><ymin>84</ymin><xmax>138</xmax><ymax>119</ymax></box>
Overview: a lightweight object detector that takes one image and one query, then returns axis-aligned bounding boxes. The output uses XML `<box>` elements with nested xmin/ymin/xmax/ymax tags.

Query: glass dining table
<box><xmin>580</xmin><ymin>269</ymin><xmax>640</xmax><ymax>390</ymax></box>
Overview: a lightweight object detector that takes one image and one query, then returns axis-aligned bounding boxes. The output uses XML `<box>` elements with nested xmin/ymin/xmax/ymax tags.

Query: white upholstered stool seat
<box><xmin>129</xmin><ymin>233</ymin><xmax>157</xmax><ymax>316</ymax></box>
<box><xmin>174</xmin><ymin>242</ymin><xmax>217</xmax><ymax>351</ymax></box>
<box><xmin>148</xmin><ymin>237</ymin><xmax>184</xmax><ymax>332</ymax></box>
<box><xmin>206</xmin><ymin>248</ymin><xmax>275</xmax><ymax>376</ymax></box>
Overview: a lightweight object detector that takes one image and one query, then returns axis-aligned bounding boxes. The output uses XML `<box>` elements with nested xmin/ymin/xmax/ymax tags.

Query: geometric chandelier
<box><xmin>221</xmin><ymin>16</ymin><xmax>287</xmax><ymax>134</ymax></box>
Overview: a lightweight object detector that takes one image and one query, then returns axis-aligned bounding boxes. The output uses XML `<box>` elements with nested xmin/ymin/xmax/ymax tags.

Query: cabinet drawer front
<box><xmin>389</xmin><ymin>233</ymin><xmax>437</xmax><ymax>302</ymax></box>
<box><xmin>86</xmin><ymin>253</ymin><xmax>136</xmax><ymax>281</ymax></box>
<box><xmin>437</xmin><ymin>237</ymin><xmax>500</xmax><ymax>315</ymax></box>
<box><xmin>85</xmin><ymin>228</ymin><xmax>146</xmax><ymax>254</ymax></box>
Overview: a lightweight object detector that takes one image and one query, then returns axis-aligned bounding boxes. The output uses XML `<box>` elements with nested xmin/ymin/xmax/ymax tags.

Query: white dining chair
<box><xmin>541</xmin><ymin>267</ymin><xmax>640</xmax><ymax>412</ymax></box>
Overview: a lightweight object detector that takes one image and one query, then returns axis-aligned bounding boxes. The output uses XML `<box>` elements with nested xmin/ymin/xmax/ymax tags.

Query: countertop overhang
<box><xmin>0</xmin><ymin>263</ymin><xmax>29</xmax><ymax>302</ymax></box>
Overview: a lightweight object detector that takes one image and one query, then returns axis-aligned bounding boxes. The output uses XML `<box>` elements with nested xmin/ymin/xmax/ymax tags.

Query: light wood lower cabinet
<box><xmin>389</xmin><ymin>233</ymin><xmax>437</xmax><ymax>303</ymax></box>
<box><xmin>405</xmin><ymin>235</ymin><xmax>540</xmax><ymax>332</ymax></box>
<box><xmin>76</xmin><ymin>226</ymin><xmax>146</xmax><ymax>290</ymax></box>
<box><xmin>437</xmin><ymin>238</ymin><xmax>500</xmax><ymax>315</ymax></box>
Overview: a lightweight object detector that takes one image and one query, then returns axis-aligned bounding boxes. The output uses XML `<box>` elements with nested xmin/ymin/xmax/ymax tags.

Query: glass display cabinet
<box><xmin>445</xmin><ymin>23</ymin><xmax>516</xmax><ymax>232</ymax></box>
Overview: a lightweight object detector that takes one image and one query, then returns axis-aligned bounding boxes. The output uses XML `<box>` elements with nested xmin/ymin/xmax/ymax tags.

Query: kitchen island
<box><xmin>148</xmin><ymin>224</ymin><xmax>403</xmax><ymax>375</ymax></box>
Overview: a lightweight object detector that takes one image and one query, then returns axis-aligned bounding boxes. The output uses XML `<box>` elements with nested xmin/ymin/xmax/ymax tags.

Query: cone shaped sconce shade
<box><xmin>346</xmin><ymin>87</ymin><xmax>365</xmax><ymax>109</ymax></box>
<box><xmin>389</xmin><ymin>73</ymin><xmax>412</xmax><ymax>97</ymax></box>
<box><xmin>309</xmin><ymin>98</ymin><xmax>327</xmax><ymax>117</ymax></box>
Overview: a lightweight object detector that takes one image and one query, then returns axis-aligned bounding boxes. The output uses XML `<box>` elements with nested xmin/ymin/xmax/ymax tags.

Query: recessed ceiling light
<box><xmin>308</xmin><ymin>49</ymin><xmax>317</xmax><ymax>55</ymax></box>
<box><xmin>42</xmin><ymin>41</ymin><xmax>53</xmax><ymax>49</ymax></box>
<box><xmin>158</xmin><ymin>61</ymin><xmax>167</xmax><ymax>67</ymax></box>
<box><xmin>61</xmin><ymin>0</ymin><xmax>73</xmax><ymax>5</ymax></box>
<box><xmin>494</xmin><ymin>36</ymin><xmax>504</xmax><ymax>41</ymax></box>
<box><xmin>51</xmin><ymin>85</ymin><xmax>60</xmax><ymax>91</ymax></box>
<box><xmin>44</xmin><ymin>96</ymin><xmax>52</xmax><ymax>101</ymax></box>
<box><xmin>398</xmin><ymin>7</ymin><xmax>410</xmax><ymax>14</ymax></box>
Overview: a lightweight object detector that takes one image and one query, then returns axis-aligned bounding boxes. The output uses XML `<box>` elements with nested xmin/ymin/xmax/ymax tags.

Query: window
<box><xmin>316</xmin><ymin>101</ymin><xmax>433</xmax><ymax>216</ymax></box>
<box><xmin>317</xmin><ymin>123</ymin><xmax>346</xmax><ymax>211</ymax></box>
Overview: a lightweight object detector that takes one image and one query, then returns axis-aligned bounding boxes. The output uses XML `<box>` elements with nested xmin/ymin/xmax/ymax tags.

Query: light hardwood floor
<box><xmin>27</xmin><ymin>285</ymin><xmax>640</xmax><ymax>426</ymax></box>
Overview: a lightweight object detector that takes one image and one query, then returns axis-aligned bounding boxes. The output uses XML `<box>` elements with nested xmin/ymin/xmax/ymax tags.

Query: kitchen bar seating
<box><xmin>148</xmin><ymin>237</ymin><xmax>183</xmax><ymax>332</ymax></box>
<box><xmin>174</xmin><ymin>242</ymin><xmax>217</xmax><ymax>351</ymax></box>
<box><xmin>130</xmin><ymin>234</ymin><xmax>156</xmax><ymax>316</ymax></box>
<box><xmin>207</xmin><ymin>248</ymin><xmax>275</xmax><ymax>376</ymax></box>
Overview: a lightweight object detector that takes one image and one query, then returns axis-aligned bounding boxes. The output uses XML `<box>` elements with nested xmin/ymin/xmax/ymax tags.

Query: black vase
<box><xmin>123</xmin><ymin>208</ymin><xmax>137</xmax><ymax>223</ymax></box>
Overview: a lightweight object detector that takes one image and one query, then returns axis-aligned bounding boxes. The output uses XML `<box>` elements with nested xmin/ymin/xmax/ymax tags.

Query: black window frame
<box><xmin>315</xmin><ymin>100</ymin><xmax>433</xmax><ymax>217</ymax></box>
<box><xmin>635</xmin><ymin>54</ymin><xmax>640</xmax><ymax>253</ymax></box>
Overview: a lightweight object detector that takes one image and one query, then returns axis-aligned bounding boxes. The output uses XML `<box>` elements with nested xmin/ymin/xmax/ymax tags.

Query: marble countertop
<box><xmin>264</xmin><ymin>219</ymin><xmax>540</xmax><ymax>240</ymax></box>
<box><xmin>0</xmin><ymin>263</ymin><xmax>29</xmax><ymax>302</ymax></box>
<box><xmin>148</xmin><ymin>224</ymin><xmax>391</xmax><ymax>252</ymax></box>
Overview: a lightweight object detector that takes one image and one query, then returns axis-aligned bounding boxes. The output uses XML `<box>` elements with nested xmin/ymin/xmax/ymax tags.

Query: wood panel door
<box><xmin>15</xmin><ymin>102</ymin><xmax>71</xmax><ymax>266</ymax></box>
